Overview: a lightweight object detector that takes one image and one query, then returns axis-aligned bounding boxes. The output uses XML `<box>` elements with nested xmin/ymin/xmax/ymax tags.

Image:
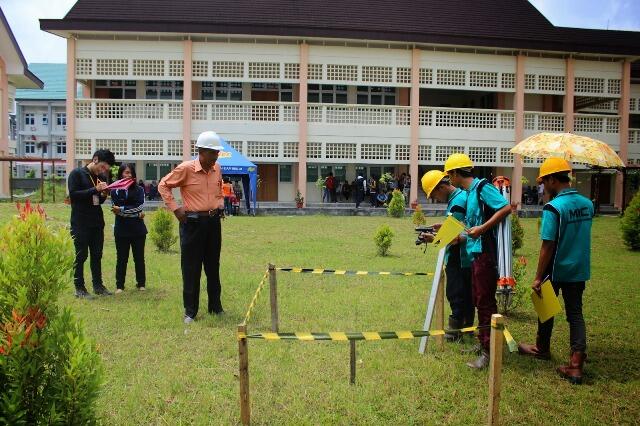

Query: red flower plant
<box><xmin>15</xmin><ymin>199</ymin><xmax>46</xmax><ymax>220</ymax></box>
<box><xmin>0</xmin><ymin>307</ymin><xmax>47</xmax><ymax>355</ymax></box>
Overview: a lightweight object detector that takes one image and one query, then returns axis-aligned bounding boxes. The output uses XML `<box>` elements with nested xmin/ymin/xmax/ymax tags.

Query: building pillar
<box><xmin>65</xmin><ymin>37</ymin><xmax>77</xmax><ymax>176</ymax></box>
<box><xmin>511</xmin><ymin>54</ymin><xmax>525</xmax><ymax>208</ymax></box>
<box><xmin>615</xmin><ymin>60</ymin><xmax>631</xmax><ymax>209</ymax></box>
<box><xmin>297</xmin><ymin>43</ymin><xmax>309</xmax><ymax>206</ymax></box>
<box><xmin>564</xmin><ymin>58</ymin><xmax>575</xmax><ymax>132</ymax></box>
<box><xmin>0</xmin><ymin>57</ymin><xmax>9</xmax><ymax>195</ymax></box>
<box><xmin>182</xmin><ymin>39</ymin><xmax>193</xmax><ymax>162</ymax></box>
<box><xmin>409</xmin><ymin>48</ymin><xmax>420</xmax><ymax>206</ymax></box>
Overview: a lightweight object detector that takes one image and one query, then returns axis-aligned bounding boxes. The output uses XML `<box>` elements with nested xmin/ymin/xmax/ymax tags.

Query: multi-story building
<box><xmin>15</xmin><ymin>63</ymin><xmax>68</xmax><ymax>178</ymax></box>
<box><xmin>0</xmin><ymin>7</ymin><xmax>43</xmax><ymax>197</ymax></box>
<box><xmin>40</xmin><ymin>0</ymin><xmax>640</xmax><ymax>207</ymax></box>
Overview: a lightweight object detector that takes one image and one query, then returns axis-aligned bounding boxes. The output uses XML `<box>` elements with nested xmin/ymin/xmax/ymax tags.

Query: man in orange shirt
<box><xmin>222</xmin><ymin>177</ymin><xmax>234</xmax><ymax>216</ymax></box>
<box><xmin>159</xmin><ymin>131</ymin><xmax>226</xmax><ymax>324</ymax></box>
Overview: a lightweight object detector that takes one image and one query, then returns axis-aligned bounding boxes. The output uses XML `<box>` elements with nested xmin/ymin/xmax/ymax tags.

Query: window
<box><xmin>42</xmin><ymin>114</ymin><xmax>48</xmax><ymax>126</ymax></box>
<box><xmin>334</xmin><ymin>165</ymin><xmax>346</xmax><ymax>183</ymax></box>
<box><xmin>24</xmin><ymin>141</ymin><xmax>35</xmax><ymax>154</ymax></box>
<box><xmin>145</xmin><ymin>162</ymin><xmax>158</xmax><ymax>181</ymax></box>
<box><xmin>355</xmin><ymin>166</ymin><xmax>367</xmax><ymax>179</ymax></box>
<box><xmin>55</xmin><ymin>167</ymin><xmax>66</xmax><ymax>178</ymax></box>
<box><xmin>56</xmin><ymin>141</ymin><xmax>67</xmax><ymax>154</ymax></box>
<box><xmin>56</xmin><ymin>113</ymin><xmax>66</xmax><ymax>126</ymax></box>
<box><xmin>145</xmin><ymin>81</ymin><xmax>183</xmax><ymax>100</ymax></box>
<box><xmin>94</xmin><ymin>80</ymin><xmax>137</xmax><ymax>99</ymax></box>
<box><xmin>201</xmin><ymin>82</ymin><xmax>243</xmax><ymax>100</ymax></box>
<box><xmin>280</xmin><ymin>83</ymin><xmax>293</xmax><ymax>102</ymax></box>
<box><xmin>41</xmin><ymin>143</ymin><xmax>47</xmax><ymax>154</ymax></box>
<box><xmin>25</xmin><ymin>113</ymin><xmax>35</xmax><ymax>126</ymax></box>
<box><xmin>306</xmin><ymin>165</ymin><xmax>318</xmax><ymax>182</ymax></box>
<box><xmin>308</xmin><ymin>84</ymin><xmax>347</xmax><ymax>104</ymax></box>
<box><xmin>357</xmin><ymin>86</ymin><xmax>396</xmax><ymax>105</ymax></box>
<box><xmin>279</xmin><ymin>165</ymin><xmax>292</xmax><ymax>182</ymax></box>
<box><xmin>320</xmin><ymin>165</ymin><xmax>333</xmax><ymax>178</ymax></box>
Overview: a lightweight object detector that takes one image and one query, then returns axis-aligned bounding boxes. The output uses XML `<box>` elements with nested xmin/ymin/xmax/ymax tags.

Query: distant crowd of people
<box><xmin>322</xmin><ymin>172</ymin><xmax>412</xmax><ymax>207</ymax></box>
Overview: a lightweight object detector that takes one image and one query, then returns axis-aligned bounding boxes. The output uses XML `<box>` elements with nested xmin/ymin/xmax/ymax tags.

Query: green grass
<box><xmin>1</xmin><ymin>204</ymin><xmax>639</xmax><ymax>425</ymax></box>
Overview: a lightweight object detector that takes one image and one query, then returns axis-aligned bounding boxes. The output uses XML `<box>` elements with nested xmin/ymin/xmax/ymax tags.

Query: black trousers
<box><xmin>445</xmin><ymin>261</ymin><xmax>474</xmax><ymax>326</ymax></box>
<box><xmin>115</xmin><ymin>235</ymin><xmax>146</xmax><ymax>289</ymax></box>
<box><xmin>71</xmin><ymin>226</ymin><xmax>104</xmax><ymax>290</ymax></box>
<box><xmin>180</xmin><ymin>217</ymin><xmax>222</xmax><ymax>318</ymax></box>
<box><xmin>537</xmin><ymin>281</ymin><xmax>586</xmax><ymax>353</ymax></box>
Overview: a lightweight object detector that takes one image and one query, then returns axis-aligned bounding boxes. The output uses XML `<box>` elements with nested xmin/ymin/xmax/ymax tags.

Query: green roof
<box><xmin>15</xmin><ymin>63</ymin><xmax>66</xmax><ymax>100</ymax></box>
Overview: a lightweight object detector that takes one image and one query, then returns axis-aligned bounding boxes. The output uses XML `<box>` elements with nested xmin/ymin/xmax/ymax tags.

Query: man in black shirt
<box><xmin>68</xmin><ymin>149</ymin><xmax>116</xmax><ymax>298</ymax></box>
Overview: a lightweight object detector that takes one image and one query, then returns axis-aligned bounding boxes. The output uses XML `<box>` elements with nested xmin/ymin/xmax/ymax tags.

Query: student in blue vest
<box><xmin>445</xmin><ymin>154</ymin><xmax>512</xmax><ymax>369</ymax></box>
<box><xmin>518</xmin><ymin>158</ymin><xmax>593</xmax><ymax>385</ymax></box>
<box><xmin>420</xmin><ymin>170</ymin><xmax>474</xmax><ymax>341</ymax></box>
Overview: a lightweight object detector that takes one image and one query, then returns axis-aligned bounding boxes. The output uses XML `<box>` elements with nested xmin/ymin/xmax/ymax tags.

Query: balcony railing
<box><xmin>419</xmin><ymin>107</ymin><xmax>515</xmax><ymax>129</ymax></box>
<box><xmin>524</xmin><ymin>112</ymin><xmax>565</xmax><ymax>132</ymax></box>
<box><xmin>629</xmin><ymin>129</ymin><xmax>640</xmax><ymax>144</ymax></box>
<box><xmin>192</xmin><ymin>101</ymin><xmax>299</xmax><ymax>122</ymax></box>
<box><xmin>76</xmin><ymin>99</ymin><xmax>183</xmax><ymax>120</ymax></box>
<box><xmin>573</xmin><ymin>113</ymin><xmax>620</xmax><ymax>134</ymax></box>
<box><xmin>307</xmin><ymin>104</ymin><xmax>411</xmax><ymax>125</ymax></box>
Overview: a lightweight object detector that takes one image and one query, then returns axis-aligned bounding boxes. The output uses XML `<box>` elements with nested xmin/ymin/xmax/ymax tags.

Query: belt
<box><xmin>186</xmin><ymin>210</ymin><xmax>222</xmax><ymax>218</ymax></box>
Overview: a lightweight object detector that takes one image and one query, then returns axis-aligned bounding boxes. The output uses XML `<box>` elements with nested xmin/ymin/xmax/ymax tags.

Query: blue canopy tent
<box><xmin>196</xmin><ymin>138</ymin><xmax>257</xmax><ymax>214</ymax></box>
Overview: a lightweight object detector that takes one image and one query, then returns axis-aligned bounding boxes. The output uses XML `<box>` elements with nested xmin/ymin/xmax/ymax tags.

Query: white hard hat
<box><xmin>195</xmin><ymin>131</ymin><xmax>224</xmax><ymax>151</ymax></box>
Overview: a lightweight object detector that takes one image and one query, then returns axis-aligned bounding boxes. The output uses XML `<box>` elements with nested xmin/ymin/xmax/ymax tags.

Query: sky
<box><xmin>1</xmin><ymin>0</ymin><xmax>639</xmax><ymax>64</ymax></box>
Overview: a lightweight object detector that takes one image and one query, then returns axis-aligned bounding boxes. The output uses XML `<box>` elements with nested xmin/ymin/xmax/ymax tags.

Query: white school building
<box><xmin>38</xmin><ymin>0</ymin><xmax>640</xmax><ymax>207</ymax></box>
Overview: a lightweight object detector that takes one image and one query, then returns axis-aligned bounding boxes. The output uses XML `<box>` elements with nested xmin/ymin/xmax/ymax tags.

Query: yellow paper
<box><xmin>531</xmin><ymin>280</ymin><xmax>562</xmax><ymax>323</ymax></box>
<box><xmin>432</xmin><ymin>214</ymin><xmax>466</xmax><ymax>247</ymax></box>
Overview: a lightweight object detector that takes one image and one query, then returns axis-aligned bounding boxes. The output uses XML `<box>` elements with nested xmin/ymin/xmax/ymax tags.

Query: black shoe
<box><xmin>209</xmin><ymin>308</ymin><xmax>225</xmax><ymax>316</ymax></box>
<box><xmin>94</xmin><ymin>286</ymin><xmax>113</xmax><ymax>296</ymax></box>
<box><xmin>75</xmin><ymin>287</ymin><xmax>94</xmax><ymax>299</ymax></box>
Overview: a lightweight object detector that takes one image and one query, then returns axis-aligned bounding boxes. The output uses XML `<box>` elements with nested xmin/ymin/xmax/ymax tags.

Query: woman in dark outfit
<box><xmin>111</xmin><ymin>164</ymin><xmax>147</xmax><ymax>293</ymax></box>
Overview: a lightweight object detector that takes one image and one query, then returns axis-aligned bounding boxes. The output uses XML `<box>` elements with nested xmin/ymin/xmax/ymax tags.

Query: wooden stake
<box><xmin>434</xmin><ymin>272</ymin><xmax>446</xmax><ymax>350</ymax></box>
<box><xmin>238</xmin><ymin>324</ymin><xmax>250</xmax><ymax>425</ymax></box>
<box><xmin>488</xmin><ymin>314</ymin><xmax>504</xmax><ymax>426</ymax></box>
<box><xmin>350</xmin><ymin>340</ymin><xmax>356</xmax><ymax>385</ymax></box>
<box><xmin>268</xmin><ymin>263</ymin><xmax>279</xmax><ymax>333</ymax></box>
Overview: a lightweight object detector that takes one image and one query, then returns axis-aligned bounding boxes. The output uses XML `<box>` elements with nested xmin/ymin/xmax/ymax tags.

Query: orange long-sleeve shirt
<box><xmin>158</xmin><ymin>159</ymin><xmax>224</xmax><ymax>212</ymax></box>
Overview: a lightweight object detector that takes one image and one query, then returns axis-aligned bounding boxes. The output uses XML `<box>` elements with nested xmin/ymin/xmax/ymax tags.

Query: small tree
<box><xmin>149</xmin><ymin>208</ymin><xmax>178</xmax><ymax>252</ymax></box>
<box><xmin>374</xmin><ymin>225</ymin><xmax>394</xmax><ymax>256</ymax></box>
<box><xmin>621</xmin><ymin>190</ymin><xmax>640</xmax><ymax>250</ymax></box>
<box><xmin>0</xmin><ymin>201</ymin><xmax>102</xmax><ymax>424</ymax></box>
<box><xmin>412</xmin><ymin>204</ymin><xmax>426</xmax><ymax>225</ymax></box>
<box><xmin>511</xmin><ymin>213</ymin><xmax>524</xmax><ymax>254</ymax></box>
<box><xmin>387</xmin><ymin>189</ymin><xmax>405</xmax><ymax>218</ymax></box>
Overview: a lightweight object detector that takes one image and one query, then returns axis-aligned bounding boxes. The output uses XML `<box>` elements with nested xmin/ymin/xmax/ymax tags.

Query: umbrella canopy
<box><xmin>511</xmin><ymin>132</ymin><xmax>624</xmax><ymax>168</ymax></box>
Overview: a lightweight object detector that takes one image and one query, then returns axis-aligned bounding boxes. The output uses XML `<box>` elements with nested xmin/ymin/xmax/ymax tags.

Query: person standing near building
<box><xmin>325</xmin><ymin>172</ymin><xmax>336</xmax><ymax>203</ymax></box>
<box><xmin>444</xmin><ymin>153</ymin><xmax>511</xmax><ymax>369</ymax></box>
<box><xmin>518</xmin><ymin>158</ymin><xmax>593</xmax><ymax>384</ymax></box>
<box><xmin>68</xmin><ymin>149</ymin><xmax>116</xmax><ymax>298</ymax></box>
<box><xmin>111</xmin><ymin>163</ymin><xmax>147</xmax><ymax>293</ymax></box>
<box><xmin>159</xmin><ymin>131</ymin><xmax>226</xmax><ymax>324</ymax></box>
<box><xmin>420</xmin><ymin>170</ymin><xmax>474</xmax><ymax>341</ymax></box>
<box><xmin>538</xmin><ymin>182</ymin><xmax>545</xmax><ymax>205</ymax></box>
<box><xmin>354</xmin><ymin>173</ymin><xmax>366</xmax><ymax>208</ymax></box>
<box><xmin>222</xmin><ymin>177</ymin><xmax>234</xmax><ymax>216</ymax></box>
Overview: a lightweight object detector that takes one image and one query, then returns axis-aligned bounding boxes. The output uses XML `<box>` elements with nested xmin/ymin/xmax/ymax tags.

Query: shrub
<box><xmin>412</xmin><ymin>204</ymin><xmax>426</xmax><ymax>225</ymax></box>
<box><xmin>0</xmin><ymin>201</ymin><xmax>102</xmax><ymax>424</ymax></box>
<box><xmin>621</xmin><ymin>190</ymin><xmax>640</xmax><ymax>250</ymax></box>
<box><xmin>511</xmin><ymin>214</ymin><xmax>524</xmax><ymax>254</ymax></box>
<box><xmin>149</xmin><ymin>208</ymin><xmax>178</xmax><ymax>252</ymax></box>
<box><xmin>386</xmin><ymin>189</ymin><xmax>405</xmax><ymax>218</ymax></box>
<box><xmin>374</xmin><ymin>225</ymin><xmax>394</xmax><ymax>256</ymax></box>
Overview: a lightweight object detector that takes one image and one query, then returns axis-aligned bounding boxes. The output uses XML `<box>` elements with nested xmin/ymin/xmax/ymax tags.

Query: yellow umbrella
<box><xmin>511</xmin><ymin>132</ymin><xmax>624</xmax><ymax>168</ymax></box>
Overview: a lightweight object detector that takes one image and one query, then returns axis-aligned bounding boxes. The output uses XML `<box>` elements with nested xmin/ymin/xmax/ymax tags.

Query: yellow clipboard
<box><xmin>531</xmin><ymin>280</ymin><xmax>562</xmax><ymax>323</ymax></box>
<box><xmin>432</xmin><ymin>214</ymin><xmax>466</xmax><ymax>247</ymax></box>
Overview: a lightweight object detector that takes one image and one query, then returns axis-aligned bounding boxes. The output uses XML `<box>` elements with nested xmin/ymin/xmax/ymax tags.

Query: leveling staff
<box><xmin>420</xmin><ymin>170</ymin><xmax>474</xmax><ymax>341</ymax></box>
<box><xmin>518</xmin><ymin>158</ymin><xmax>593</xmax><ymax>385</ymax></box>
<box><xmin>445</xmin><ymin>154</ymin><xmax>511</xmax><ymax>369</ymax></box>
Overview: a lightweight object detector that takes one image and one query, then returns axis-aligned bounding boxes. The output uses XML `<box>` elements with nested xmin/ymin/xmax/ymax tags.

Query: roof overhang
<box><xmin>1</xmin><ymin>8</ymin><xmax>43</xmax><ymax>89</ymax></box>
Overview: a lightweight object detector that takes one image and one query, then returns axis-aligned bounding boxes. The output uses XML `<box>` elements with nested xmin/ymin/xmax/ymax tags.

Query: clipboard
<box><xmin>531</xmin><ymin>280</ymin><xmax>562</xmax><ymax>323</ymax></box>
<box><xmin>432</xmin><ymin>214</ymin><xmax>466</xmax><ymax>247</ymax></box>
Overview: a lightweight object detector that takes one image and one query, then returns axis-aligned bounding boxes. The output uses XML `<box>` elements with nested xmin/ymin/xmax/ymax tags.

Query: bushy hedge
<box><xmin>621</xmin><ymin>190</ymin><xmax>640</xmax><ymax>250</ymax></box>
<box><xmin>149</xmin><ymin>208</ymin><xmax>178</xmax><ymax>252</ymax></box>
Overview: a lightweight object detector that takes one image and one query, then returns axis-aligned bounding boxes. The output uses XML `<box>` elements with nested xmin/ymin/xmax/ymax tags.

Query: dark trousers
<box><xmin>355</xmin><ymin>192</ymin><xmax>364</xmax><ymax>208</ymax></box>
<box><xmin>71</xmin><ymin>227</ymin><xmax>104</xmax><ymax>290</ymax></box>
<box><xmin>115</xmin><ymin>235</ymin><xmax>146</xmax><ymax>289</ymax></box>
<box><xmin>537</xmin><ymin>281</ymin><xmax>586</xmax><ymax>353</ymax></box>
<box><xmin>224</xmin><ymin>197</ymin><xmax>232</xmax><ymax>215</ymax></box>
<box><xmin>180</xmin><ymin>217</ymin><xmax>222</xmax><ymax>318</ymax></box>
<box><xmin>445</xmin><ymin>262</ymin><xmax>474</xmax><ymax>326</ymax></box>
<box><xmin>471</xmin><ymin>253</ymin><xmax>498</xmax><ymax>351</ymax></box>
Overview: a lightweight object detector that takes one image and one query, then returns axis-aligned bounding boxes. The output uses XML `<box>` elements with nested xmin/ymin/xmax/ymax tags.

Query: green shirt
<box><xmin>464</xmin><ymin>178</ymin><xmax>509</xmax><ymax>258</ymax></box>
<box><xmin>539</xmin><ymin>188</ymin><xmax>594</xmax><ymax>283</ymax></box>
<box><xmin>445</xmin><ymin>188</ymin><xmax>471</xmax><ymax>268</ymax></box>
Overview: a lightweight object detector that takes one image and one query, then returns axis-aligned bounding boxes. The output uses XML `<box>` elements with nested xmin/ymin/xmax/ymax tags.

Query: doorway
<box><xmin>257</xmin><ymin>164</ymin><xmax>278</xmax><ymax>201</ymax></box>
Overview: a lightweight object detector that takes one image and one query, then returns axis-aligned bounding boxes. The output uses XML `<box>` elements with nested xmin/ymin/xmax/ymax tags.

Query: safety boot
<box><xmin>444</xmin><ymin>317</ymin><xmax>463</xmax><ymax>342</ymax></box>
<box><xmin>557</xmin><ymin>352</ymin><xmax>586</xmax><ymax>385</ymax></box>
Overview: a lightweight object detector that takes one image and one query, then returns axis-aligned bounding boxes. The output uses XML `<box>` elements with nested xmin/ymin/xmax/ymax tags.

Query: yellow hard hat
<box><xmin>537</xmin><ymin>157</ymin><xmax>572</xmax><ymax>183</ymax></box>
<box><xmin>444</xmin><ymin>153</ymin><xmax>473</xmax><ymax>172</ymax></box>
<box><xmin>421</xmin><ymin>170</ymin><xmax>448</xmax><ymax>198</ymax></box>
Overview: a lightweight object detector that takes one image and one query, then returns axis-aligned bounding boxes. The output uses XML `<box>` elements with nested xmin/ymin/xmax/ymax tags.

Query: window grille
<box><xmin>169</xmin><ymin>60</ymin><xmax>184</xmax><ymax>77</ymax></box>
<box><xmin>607</xmin><ymin>79</ymin><xmax>621</xmax><ymax>95</ymax></box>
<box><xmin>95</xmin><ymin>102</ymin><xmax>164</xmax><ymax>119</ymax></box>
<box><xmin>247</xmin><ymin>141</ymin><xmax>279</xmax><ymax>158</ymax></box>
<box><xmin>75</xmin><ymin>102</ymin><xmax>92</xmax><ymax>119</ymax></box>
<box><xmin>436</xmin><ymin>69</ymin><xmax>466</xmax><ymax>86</ymax></box>
<box><xmin>191</xmin><ymin>140</ymin><xmax>197</xmax><ymax>156</ymax></box>
<box><xmin>524</xmin><ymin>74</ymin><xmax>535</xmax><ymax>90</ymax></box>
<box><xmin>361</xmin><ymin>66</ymin><xmax>392</xmax><ymax>83</ymax></box>
<box><xmin>537</xmin><ymin>114</ymin><xmax>565</xmax><ymax>131</ymax></box>
<box><xmin>133</xmin><ymin>59</ymin><xmax>165</xmax><ymax>76</ymax></box>
<box><xmin>73</xmin><ymin>139</ymin><xmax>91</xmax><ymax>156</ymax></box>
<box><xmin>192</xmin><ymin>60</ymin><xmax>209</xmax><ymax>77</ymax></box>
<box><xmin>96</xmin><ymin>138</ymin><xmax>127</xmax><ymax>156</ymax></box>
<box><xmin>418</xmin><ymin>109</ymin><xmax>432</xmax><ymax>126</ymax></box>
<box><xmin>360</xmin><ymin>143</ymin><xmax>391</xmax><ymax>160</ymax></box>
<box><xmin>395</xmin><ymin>144</ymin><xmax>410</xmax><ymax>161</ymax></box>
<box><xmin>306</xmin><ymin>142</ymin><xmax>322</xmax><ymax>159</ymax></box>
<box><xmin>308</xmin><ymin>64</ymin><xmax>323</xmax><ymax>80</ymax></box>
<box><xmin>168</xmin><ymin>103</ymin><xmax>183</xmax><ymax>119</ymax></box>
<box><xmin>501</xmin><ymin>113</ymin><xmax>515</xmax><ymax>129</ymax></box>
<box><xmin>435</xmin><ymin>146</ymin><xmax>465</xmax><ymax>162</ymax></box>
<box><xmin>284</xmin><ymin>63</ymin><xmax>300</xmax><ymax>79</ymax></box>
<box><xmin>606</xmin><ymin>117</ymin><xmax>620</xmax><ymax>133</ymax></box>
<box><xmin>537</xmin><ymin>75</ymin><xmax>565</xmax><ymax>92</ymax></box>
<box><xmin>212</xmin><ymin>61</ymin><xmax>244</xmax><ymax>78</ymax></box>
<box><xmin>574</xmin><ymin>116</ymin><xmax>603</xmax><ymax>133</ymax></box>
<box><xmin>326</xmin><ymin>64</ymin><xmax>357</xmax><ymax>81</ymax></box>
<box><xmin>396</xmin><ymin>67</ymin><xmax>412</xmax><ymax>84</ymax></box>
<box><xmin>418</xmin><ymin>145</ymin><xmax>431</xmax><ymax>162</ymax></box>
<box><xmin>191</xmin><ymin>103</ymin><xmax>208</xmax><ymax>120</ymax></box>
<box><xmin>132</xmin><ymin>139</ymin><xmax>163</xmax><ymax>156</ymax></box>
<box><xmin>419</xmin><ymin>68</ymin><xmax>433</xmax><ymax>85</ymax></box>
<box><xmin>283</xmin><ymin>142</ymin><xmax>299</xmax><ymax>158</ymax></box>
<box><xmin>248</xmin><ymin>62</ymin><xmax>280</xmax><ymax>79</ymax></box>
<box><xmin>167</xmin><ymin>140</ymin><xmax>182</xmax><ymax>156</ymax></box>
<box><xmin>96</xmin><ymin>59</ymin><xmax>128</xmax><ymax>76</ymax></box>
<box><xmin>501</xmin><ymin>73</ymin><xmax>515</xmax><ymax>89</ymax></box>
<box><xmin>469</xmin><ymin>71</ymin><xmax>498</xmax><ymax>88</ymax></box>
<box><xmin>500</xmin><ymin>148</ymin><xmax>514</xmax><ymax>164</ymax></box>
<box><xmin>468</xmin><ymin>147</ymin><xmax>497</xmax><ymax>163</ymax></box>
<box><xmin>227</xmin><ymin>140</ymin><xmax>243</xmax><ymax>153</ymax></box>
<box><xmin>630</xmin><ymin>98</ymin><xmax>638</xmax><ymax>112</ymax></box>
<box><xmin>435</xmin><ymin>110</ymin><xmax>497</xmax><ymax>128</ymax></box>
<box><xmin>76</xmin><ymin>58</ymin><xmax>93</xmax><ymax>76</ymax></box>
<box><xmin>325</xmin><ymin>143</ymin><xmax>356</xmax><ymax>159</ymax></box>
<box><xmin>575</xmin><ymin>77</ymin><xmax>605</xmax><ymax>94</ymax></box>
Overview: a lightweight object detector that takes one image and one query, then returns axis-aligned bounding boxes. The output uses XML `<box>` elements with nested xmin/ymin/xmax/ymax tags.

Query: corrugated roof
<box><xmin>40</xmin><ymin>0</ymin><xmax>640</xmax><ymax>56</ymax></box>
<box><xmin>15</xmin><ymin>63</ymin><xmax>66</xmax><ymax>100</ymax></box>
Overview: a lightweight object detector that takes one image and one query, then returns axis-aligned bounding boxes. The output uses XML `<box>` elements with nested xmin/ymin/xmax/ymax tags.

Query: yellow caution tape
<box><xmin>276</xmin><ymin>267</ymin><xmax>433</xmax><ymax>277</ymax></box>
<box><xmin>241</xmin><ymin>270</ymin><xmax>269</xmax><ymax>326</ymax></box>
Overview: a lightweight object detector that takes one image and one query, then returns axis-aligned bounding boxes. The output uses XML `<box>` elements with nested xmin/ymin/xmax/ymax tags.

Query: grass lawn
<box><xmin>0</xmin><ymin>203</ymin><xmax>639</xmax><ymax>425</ymax></box>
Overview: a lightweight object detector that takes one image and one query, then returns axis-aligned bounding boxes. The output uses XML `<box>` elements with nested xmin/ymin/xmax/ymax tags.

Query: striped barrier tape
<box><xmin>241</xmin><ymin>270</ymin><xmax>269</xmax><ymax>326</ymax></box>
<box><xmin>276</xmin><ymin>267</ymin><xmax>434</xmax><ymax>277</ymax></box>
<box><xmin>237</xmin><ymin>325</ymin><xmax>518</xmax><ymax>353</ymax></box>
